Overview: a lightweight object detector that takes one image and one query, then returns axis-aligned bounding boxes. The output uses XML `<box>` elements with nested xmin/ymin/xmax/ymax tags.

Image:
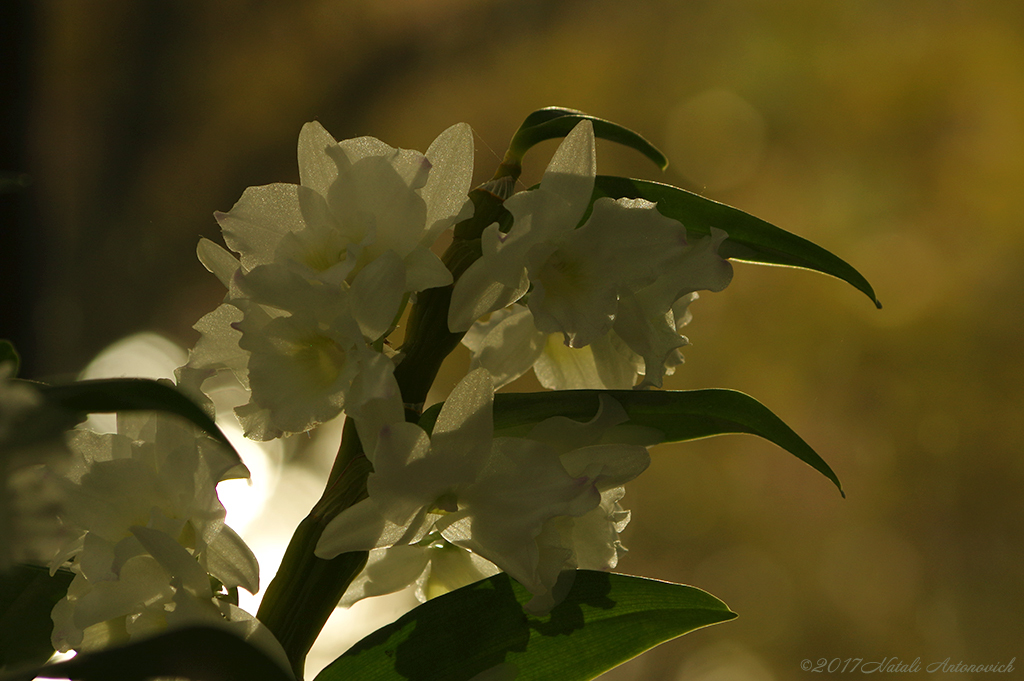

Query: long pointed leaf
<box><xmin>37</xmin><ymin>379</ymin><xmax>238</xmax><ymax>458</ymax></box>
<box><xmin>315</xmin><ymin>571</ymin><xmax>734</xmax><ymax>681</ymax></box>
<box><xmin>592</xmin><ymin>175</ymin><xmax>881</xmax><ymax>308</ymax></box>
<box><xmin>508</xmin><ymin>108</ymin><xmax>668</xmax><ymax>171</ymax></box>
<box><xmin>420</xmin><ymin>389</ymin><xmax>843</xmax><ymax>496</ymax></box>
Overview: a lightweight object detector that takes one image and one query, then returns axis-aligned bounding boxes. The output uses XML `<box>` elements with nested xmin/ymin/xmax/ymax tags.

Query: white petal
<box><xmin>368</xmin><ymin>422</ymin><xmax>442</xmax><ymax>524</ymax></box>
<box><xmin>344</xmin><ymin>352</ymin><xmax>404</xmax><ymax>458</ymax></box>
<box><xmin>131</xmin><ymin>526</ymin><xmax>211</xmax><ymax>599</ymax></box>
<box><xmin>534</xmin><ymin>332</ymin><xmax>639</xmax><ymax>390</ymax></box>
<box><xmin>431</xmin><ymin>369</ymin><xmax>494</xmax><ymax>473</ymax></box>
<box><xmin>205</xmin><ymin>525</ymin><xmax>260</xmax><ymax>595</ymax></box>
<box><xmin>197</xmin><ymin>238</ymin><xmax>241</xmax><ymax>289</ymax></box>
<box><xmin>539</xmin><ymin>120</ymin><xmax>596</xmax><ymax>226</ymax></box>
<box><xmin>315</xmin><ymin>498</ymin><xmax>391</xmax><ymax>558</ymax></box>
<box><xmin>176</xmin><ymin>304</ymin><xmax>248</xmax><ymax>408</ymax></box>
<box><xmin>448</xmin><ymin>257</ymin><xmax>529</xmax><ymax>333</ymax></box>
<box><xmin>216</xmin><ymin>183</ymin><xmax>305</xmax><ymax>270</ymax></box>
<box><xmin>463</xmin><ymin>305</ymin><xmax>545</xmax><ymax>389</ymax></box>
<box><xmin>338</xmin><ymin>545</ymin><xmax>431</xmax><ymax>607</ymax></box>
<box><xmin>72</xmin><ymin>555</ymin><xmax>173</xmax><ymax>628</ymax></box>
<box><xmin>403</xmin><ymin>246</ymin><xmax>453</xmax><ymax>293</ymax></box>
<box><xmin>336</xmin><ymin>135</ymin><xmax>394</xmax><ymax>165</ymax></box>
<box><xmin>559</xmin><ymin>443</ymin><xmax>651</xmax><ymax>491</ymax></box>
<box><xmin>526</xmin><ymin>393</ymin><xmax>630</xmax><ymax>451</ymax></box>
<box><xmin>422</xmin><ymin>122</ymin><xmax>475</xmax><ymax>241</ymax></box>
<box><xmin>297</xmin><ymin>121</ymin><xmax>339</xmax><ymax>197</ymax></box>
<box><xmin>350</xmin><ymin>249</ymin><xmax>407</xmax><ymax>341</ymax></box>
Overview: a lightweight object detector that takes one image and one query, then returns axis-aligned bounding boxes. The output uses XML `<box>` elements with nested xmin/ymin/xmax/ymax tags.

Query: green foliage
<box><xmin>36</xmin><ymin>378</ymin><xmax>238</xmax><ymax>459</ymax></box>
<box><xmin>0</xmin><ymin>565</ymin><xmax>73</xmax><ymax>671</ymax></box>
<box><xmin>1</xmin><ymin>626</ymin><xmax>292</xmax><ymax>681</ymax></box>
<box><xmin>507</xmin><ymin>107</ymin><xmax>668</xmax><ymax>171</ymax></box>
<box><xmin>315</xmin><ymin>571</ymin><xmax>735</xmax><ymax>681</ymax></box>
<box><xmin>421</xmin><ymin>388</ymin><xmax>843</xmax><ymax>496</ymax></box>
<box><xmin>592</xmin><ymin>175</ymin><xmax>882</xmax><ymax>308</ymax></box>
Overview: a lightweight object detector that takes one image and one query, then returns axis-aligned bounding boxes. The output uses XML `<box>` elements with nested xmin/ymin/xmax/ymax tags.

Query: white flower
<box><xmin>338</xmin><ymin>533</ymin><xmax>501</xmax><ymax>607</ymax></box>
<box><xmin>448</xmin><ymin>121</ymin><xmax>733</xmax><ymax>387</ymax></box>
<box><xmin>215</xmin><ymin>120</ymin><xmax>474</xmax><ymax>341</ymax></box>
<box><xmin>48</xmin><ymin>412</ymin><xmax>261</xmax><ymax>654</ymax></box>
<box><xmin>178</xmin><ymin>121</ymin><xmax>473</xmax><ymax>440</ymax></box>
<box><xmin>463</xmin><ymin>295</ymin><xmax>700</xmax><ymax>390</ymax></box>
<box><xmin>316</xmin><ymin>369</ymin><xmax>649</xmax><ymax>613</ymax></box>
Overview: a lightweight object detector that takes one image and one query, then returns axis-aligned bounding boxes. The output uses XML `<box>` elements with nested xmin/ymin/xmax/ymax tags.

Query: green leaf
<box><xmin>0</xmin><ymin>565</ymin><xmax>73</xmax><ymax>671</ymax></box>
<box><xmin>592</xmin><ymin>175</ymin><xmax>882</xmax><ymax>308</ymax></box>
<box><xmin>0</xmin><ymin>341</ymin><xmax>19</xmax><ymax>375</ymax></box>
<box><xmin>3</xmin><ymin>626</ymin><xmax>293</xmax><ymax>681</ymax></box>
<box><xmin>420</xmin><ymin>388</ymin><xmax>843</xmax><ymax>496</ymax></box>
<box><xmin>36</xmin><ymin>379</ymin><xmax>238</xmax><ymax>459</ymax></box>
<box><xmin>508</xmin><ymin>108</ymin><xmax>668</xmax><ymax>171</ymax></box>
<box><xmin>315</xmin><ymin>571</ymin><xmax>735</xmax><ymax>681</ymax></box>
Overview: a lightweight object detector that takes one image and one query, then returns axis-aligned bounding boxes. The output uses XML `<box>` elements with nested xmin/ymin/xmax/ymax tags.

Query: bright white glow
<box><xmin>79</xmin><ymin>332</ymin><xmax>188</xmax><ymax>433</ymax></box>
<box><xmin>216</xmin><ymin>420</ymin><xmax>282</xmax><ymax>535</ymax></box>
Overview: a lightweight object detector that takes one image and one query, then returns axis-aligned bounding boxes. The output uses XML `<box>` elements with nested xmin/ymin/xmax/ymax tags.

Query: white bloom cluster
<box><xmin>178</xmin><ymin>122</ymin><xmax>475</xmax><ymax>440</ymax></box>
<box><xmin>315</xmin><ymin>369</ymin><xmax>649</xmax><ymax>613</ymax></box>
<box><xmin>47</xmin><ymin>412</ymin><xmax>269</xmax><ymax>656</ymax></box>
<box><xmin>171</xmin><ymin>119</ymin><xmax>723</xmax><ymax>616</ymax></box>
<box><xmin>449</xmin><ymin>121</ymin><xmax>733</xmax><ymax>389</ymax></box>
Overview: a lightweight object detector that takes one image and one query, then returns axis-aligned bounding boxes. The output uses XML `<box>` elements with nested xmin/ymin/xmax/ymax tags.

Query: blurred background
<box><xmin>3</xmin><ymin>0</ymin><xmax>1023</xmax><ymax>678</ymax></box>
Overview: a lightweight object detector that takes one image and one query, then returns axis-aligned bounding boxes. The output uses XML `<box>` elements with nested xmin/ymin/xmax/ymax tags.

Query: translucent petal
<box><xmin>315</xmin><ymin>498</ymin><xmax>391</xmax><ymax>558</ymax></box>
<box><xmin>216</xmin><ymin>183</ymin><xmax>305</xmax><ymax>270</ymax></box>
<box><xmin>422</xmin><ymin>122</ymin><xmax>475</xmax><ymax>241</ymax></box>
<box><xmin>538</xmin><ymin>120</ymin><xmax>596</xmax><ymax>228</ymax></box>
<box><xmin>350</xmin><ymin>249</ymin><xmax>407</xmax><ymax>341</ymax></box>
<box><xmin>448</xmin><ymin>256</ymin><xmax>529</xmax><ymax>332</ymax></box>
<box><xmin>73</xmin><ymin>555</ymin><xmax>173</xmax><ymax>629</ymax></box>
<box><xmin>130</xmin><ymin>526</ymin><xmax>211</xmax><ymax>599</ymax></box>
<box><xmin>297</xmin><ymin>121</ymin><xmax>339</xmax><ymax>197</ymax></box>
<box><xmin>338</xmin><ymin>545</ymin><xmax>431</xmax><ymax>606</ymax></box>
<box><xmin>559</xmin><ymin>443</ymin><xmax>651</xmax><ymax>491</ymax></box>
<box><xmin>205</xmin><ymin>524</ymin><xmax>260</xmax><ymax>595</ymax></box>
<box><xmin>430</xmin><ymin>369</ymin><xmax>494</xmax><ymax>474</ymax></box>
<box><xmin>403</xmin><ymin>246</ymin><xmax>453</xmax><ymax>293</ymax></box>
<box><xmin>463</xmin><ymin>306</ymin><xmax>545</xmax><ymax>389</ymax></box>
<box><xmin>526</xmin><ymin>393</ymin><xmax>631</xmax><ymax>451</ymax></box>
<box><xmin>196</xmin><ymin>238</ymin><xmax>241</xmax><ymax>289</ymax></box>
<box><xmin>344</xmin><ymin>353</ymin><xmax>404</xmax><ymax>459</ymax></box>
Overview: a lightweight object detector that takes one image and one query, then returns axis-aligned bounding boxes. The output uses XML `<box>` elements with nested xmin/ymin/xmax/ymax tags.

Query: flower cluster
<box><xmin>46</xmin><ymin>412</ymin><xmax>269</xmax><ymax>655</ymax></box>
<box><xmin>315</xmin><ymin>369</ymin><xmax>649</xmax><ymax>613</ymax></box>
<box><xmin>177</xmin><ymin>121</ymin><xmax>475</xmax><ymax>440</ymax></box>
<box><xmin>1</xmin><ymin>106</ymin><xmax>869</xmax><ymax>681</ymax></box>
<box><xmin>173</xmin><ymin>118</ymin><xmax>732</xmax><ymax>613</ymax></box>
<box><xmin>450</xmin><ymin>121</ymin><xmax>733</xmax><ymax>389</ymax></box>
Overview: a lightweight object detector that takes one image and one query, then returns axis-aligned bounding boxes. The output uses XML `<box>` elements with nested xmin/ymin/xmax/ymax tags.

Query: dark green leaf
<box><xmin>0</xmin><ymin>341</ymin><xmax>19</xmax><ymax>375</ymax></box>
<box><xmin>3</xmin><ymin>626</ymin><xmax>292</xmax><ymax>681</ymax></box>
<box><xmin>36</xmin><ymin>379</ymin><xmax>238</xmax><ymax>459</ymax></box>
<box><xmin>0</xmin><ymin>565</ymin><xmax>73</xmax><ymax>671</ymax></box>
<box><xmin>420</xmin><ymin>388</ymin><xmax>843</xmax><ymax>496</ymax></box>
<box><xmin>315</xmin><ymin>571</ymin><xmax>734</xmax><ymax>681</ymax></box>
<box><xmin>592</xmin><ymin>175</ymin><xmax>882</xmax><ymax>308</ymax></box>
<box><xmin>508</xmin><ymin>108</ymin><xmax>668</xmax><ymax>171</ymax></box>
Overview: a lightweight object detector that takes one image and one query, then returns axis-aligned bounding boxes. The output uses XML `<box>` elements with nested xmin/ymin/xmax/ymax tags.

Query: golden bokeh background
<box><xmin>5</xmin><ymin>1</ymin><xmax>1023</xmax><ymax>678</ymax></box>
